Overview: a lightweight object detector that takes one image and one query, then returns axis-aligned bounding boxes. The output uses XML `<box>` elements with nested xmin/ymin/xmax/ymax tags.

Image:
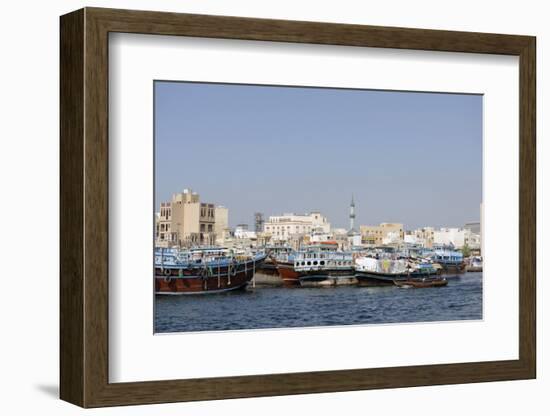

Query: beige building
<box><xmin>410</xmin><ymin>227</ymin><xmax>435</xmax><ymax>248</ymax></box>
<box><xmin>155</xmin><ymin>189</ymin><xmax>217</xmax><ymax>247</ymax></box>
<box><xmin>360</xmin><ymin>223</ymin><xmax>404</xmax><ymax>245</ymax></box>
<box><xmin>214</xmin><ymin>206</ymin><xmax>229</xmax><ymax>245</ymax></box>
<box><xmin>360</xmin><ymin>225</ymin><xmax>384</xmax><ymax>245</ymax></box>
<box><xmin>263</xmin><ymin>211</ymin><xmax>330</xmax><ymax>242</ymax></box>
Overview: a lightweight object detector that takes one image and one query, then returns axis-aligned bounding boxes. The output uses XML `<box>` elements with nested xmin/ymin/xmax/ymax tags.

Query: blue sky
<box><xmin>155</xmin><ymin>81</ymin><xmax>482</xmax><ymax>230</ymax></box>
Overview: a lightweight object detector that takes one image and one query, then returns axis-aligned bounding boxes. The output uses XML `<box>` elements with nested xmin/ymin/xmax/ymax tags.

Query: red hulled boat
<box><xmin>155</xmin><ymin>247</ymin><xmax>267</xmax><ymax>295</ymax></box>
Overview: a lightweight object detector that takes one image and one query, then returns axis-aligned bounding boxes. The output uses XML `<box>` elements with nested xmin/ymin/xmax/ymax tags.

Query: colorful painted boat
<box><xmin>354</xmin><ymin>256</ymin><xmax>410</xmax><ymax>286</ymax></box>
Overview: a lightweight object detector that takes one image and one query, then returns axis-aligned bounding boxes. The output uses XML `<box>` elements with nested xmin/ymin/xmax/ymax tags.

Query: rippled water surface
<box><xmin>155</xmin><ymin>273</ymin><xmax>482</xmax><ymax>333</ymax></box>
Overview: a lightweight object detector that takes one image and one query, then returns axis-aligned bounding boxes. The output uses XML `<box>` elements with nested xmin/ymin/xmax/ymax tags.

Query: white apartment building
<box><xmin>464</xmin><ymin>230</ymin><xmax>481</xmax><ymax>249</ymax></box>
<box><xmin>433</xmin><ymin>227</ymin><xmax>466</xmax><ymax>248</ymax></box>
<box><xmin>234</xmin><ymin>224</ymin><xmax>257</xmax><ymax>239</ymax></box>
<box><xmin>263</xmin><ymin>211</ymin><xmax>330</xmax><ymax>241</ymax></box>
<box><xmin>406</xmin><ymin>226</ymin><xmax>480</xmax><ymax>250</ymax></box>
<box><xmin>404</xmin><ymin>227</ymin><xmax>435</xmax><ymax>247</ymax></box>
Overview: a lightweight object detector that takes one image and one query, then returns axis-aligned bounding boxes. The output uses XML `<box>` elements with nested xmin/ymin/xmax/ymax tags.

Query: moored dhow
<box><xmin>354</xmin><ymin>256</ymin><xmax>410</xmax><ymax>286</ymax></box>
<box><xmin>394</xmin><ymin>277</ymin><xmax>448</xmax><ymax>288</ymax></box>
<box><xmin>431</xmin><ymin>247</ymin><xmax>465</xmax><ymax>274</ymax></box>
<box><xmin>155</xmin><ymin>247</ymin><xmax>267</xmax><ymax>294</ymax></box>
<box><xmin>269</xmin><ymin>251</ymin><xmax>300</xmax><ymax>286</ymax></box>
<box><xmin>276</xmin><ymin>249</ymin><xmax>356</xmax><ymax>287</ymax></box>
<box><xmin>260</xmin><ymin>245</ymin><xmax>294</xmax><ymax>276</ymax></box>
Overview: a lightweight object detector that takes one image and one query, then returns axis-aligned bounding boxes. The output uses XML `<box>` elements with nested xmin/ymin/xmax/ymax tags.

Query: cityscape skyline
<box><xmin>157</xmin><ymin>188</ymin><xmax>480</xmax><ymax>232</ymax></box>
<box><xmin>155</xmin><ymin>81</ymin><xmax>482</xmax><ymax>230</ymax></box>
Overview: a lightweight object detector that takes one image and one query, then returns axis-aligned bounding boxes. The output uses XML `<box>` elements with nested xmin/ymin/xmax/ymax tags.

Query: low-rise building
<box><xmin>155</xmin><ymin>189</ymin><xmax>218</xmax><ymax>247</ymax></box>
<box><xmin>411</xmin><ymin>227</ymin><xmax>435</xmax><ymax>248</ymax></box>
<box><xmin>263</xmin><ymin>211</ymin><xmax>330</xmax><ymax>242</ymax></box>
<box><xmin>433</xmin><ymin>227</ymin><xmax>466</xmax><ymax>248</ymax></box>
<box><xmin>464</xmin><ymin>222</ymin><xmax>481</xmax><ymax>234</ymax></box>
<box><xmin>464</xmin><ymin>229</ymin><xmax>481</xmax><ymax>250</ymax></box>
<box><xmin>214</xmin><ymin>205</ymin><xmax>230</xmax><ymax>245</ymax></box>
<box><xmin>234</xmin><ymin>224</ymin><xmax>257</xmax><ymax>240</ymax></box>
<box><xmin>360</xmin><ymin>223</ymin><xmax>404</xmax><ymax>245</ymax></box>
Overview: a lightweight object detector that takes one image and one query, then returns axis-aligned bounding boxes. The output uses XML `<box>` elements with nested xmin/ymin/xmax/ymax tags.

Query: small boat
<box><xmin>155</xmin><ymin>247</ymin><xmax>267</xmax><ymax>295</ymax></box>
<box><xmin>393</xmin><ymin>277</ymin><xmax>448</xmax><ymax>288</ymax></box>
<box><xmin>409</xmin><ymin>260</ymin><xmax>439</xmax><ymax>277</ymax></box>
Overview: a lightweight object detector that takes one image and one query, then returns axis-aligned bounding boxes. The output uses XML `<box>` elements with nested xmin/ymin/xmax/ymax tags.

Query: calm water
<box><xmin>154</xmin><ymin>273</ymin><xmax>482</xmax><ymax>333</ymax></box>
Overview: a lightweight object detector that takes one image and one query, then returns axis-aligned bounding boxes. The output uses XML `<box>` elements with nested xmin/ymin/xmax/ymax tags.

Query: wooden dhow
<box><xmin>393</xmin><ymin>277</ymin><xmax>448</xmax><ymax>288</ymax></box>
<box><xmin>274</xmin><ymin>247</ymin><xmax>356</xmax><ymax>287</ymax></box>
<box><xmin>155</xmin><ymin>247</ymin><xmax>267</xmax><ymax>294</ymax></box>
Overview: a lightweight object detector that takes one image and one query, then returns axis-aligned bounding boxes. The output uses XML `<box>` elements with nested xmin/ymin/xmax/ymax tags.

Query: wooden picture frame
<box><xmin>60</xmin><ymin>7</ymin><xmax>536</xmax><ymax>408</ymax></box>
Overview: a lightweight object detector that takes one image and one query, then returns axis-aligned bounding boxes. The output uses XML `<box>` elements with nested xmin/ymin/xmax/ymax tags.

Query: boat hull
<box><xmin>275</xmin><ymin>262</ymin><xmax>301</xmax><ymax>287</ymax></box>
<box><xmin>437</xmin><ymin>262</ymin><xmax>466</xmax><ymax>274</ymax></box>
<box><xmin>355</xmin><ymin>270</ymin><xmax>409</xmax><ymax>286</ymax></box>
<box><xmin>299</xmin><ymin>269</ymin><xmax>356</xmax><ymax>287</ymax></box>
<box><xmin>258</xmin><ymin>260</ymin><xmax>280</xmax><ymax>275</ymax></box>
<box><xmin>277</xmin><ymin>263</ymin><xmax>356</xmax><ymax>287</ymax></box>
<box><xmin>155</xmin><ymin>257</ymin><xmax>265</xmax><ymax>295</ymax></box>
<box><xmin>394</xmin><ymin>278</ymin><xmax>448</xmax><ymax>288</ymax></box>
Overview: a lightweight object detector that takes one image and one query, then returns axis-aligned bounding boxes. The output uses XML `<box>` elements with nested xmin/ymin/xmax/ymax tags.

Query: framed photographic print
<box><xmin>60</xmin><ymin>7</ymin><xmax>536</xmax><ymax>408</ymax></box>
